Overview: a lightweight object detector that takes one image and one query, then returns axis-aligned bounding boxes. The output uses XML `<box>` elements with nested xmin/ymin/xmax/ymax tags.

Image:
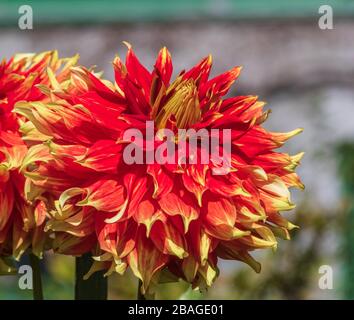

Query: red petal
<box><xmin>203</xmin><ymin>197</ymin><xmax>250</xmax><ymax>240</ymax></box>
<box><xmin>158</xmin><ymin>190</ymin><xmax>198</xmax><ymax>233</ymax></box>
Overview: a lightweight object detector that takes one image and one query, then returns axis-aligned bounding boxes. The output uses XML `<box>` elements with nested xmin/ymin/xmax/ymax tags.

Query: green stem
<box><xmin>137</xmin><ymin>279</ymin><xmax>146</xmax><ymax>300</ymax></box>
<box><xmin>29</xmin><ymin>253</ymin><xmax>43</xmax><ymax>300</ymax></box>
<box><xmin>75</xmin><ymin>252</ymin><xmax>107</xmax><ymax>300</ymax></box>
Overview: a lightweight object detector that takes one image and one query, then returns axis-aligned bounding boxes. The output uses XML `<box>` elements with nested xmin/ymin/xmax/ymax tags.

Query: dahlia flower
<box><xmin>16</xmin><ymin>44</ymin><xmax>303</xmax><ymax>293</ymax></box>
<box><xmin>0</xmin><ymin>51</ymin><xmax>78</xmax><ymax>272</ymax></box>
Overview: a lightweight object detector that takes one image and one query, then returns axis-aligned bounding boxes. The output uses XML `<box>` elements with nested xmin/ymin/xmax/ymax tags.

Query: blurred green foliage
<box><xmin>223</xmin><ymin>207</ymin><xmax>339</xmax><ymax>299</ymax></box>
<box><xmin>0</xmin><ymin>0</ymin><xmax>353</xmax><ymax>26</ymax></box>
<box><xmin>337</xmin><ymin>143</ymin><xmax>354</xmax><ymax>299</ymax></box>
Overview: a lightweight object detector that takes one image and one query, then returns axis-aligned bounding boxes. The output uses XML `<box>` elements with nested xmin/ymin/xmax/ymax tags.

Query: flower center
<box><xmin>155</xmin><ymin>78</ymin><xmax>201</xmax><ymax>129</ymax></box>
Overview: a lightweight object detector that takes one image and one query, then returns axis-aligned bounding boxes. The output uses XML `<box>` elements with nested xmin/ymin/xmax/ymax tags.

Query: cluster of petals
<box><xmin>2</xmin><ymin>45</ymin><xmax>303</xmax><ymax>292</ymax></box>
<box><xmin>0</xmin><ymin>51</ymin><xmax>77</xmax><ymax>272</ymax></box>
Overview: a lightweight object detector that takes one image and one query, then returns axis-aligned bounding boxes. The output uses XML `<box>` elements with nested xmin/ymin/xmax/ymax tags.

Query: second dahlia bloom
<box><xmin>0</xmin><ymin>52</ymin><xmax>78</xmax><ymax>271</ymax></box>
<box><xmin>16</xmin><ymin>45</ymin><xmax>303</xmax><ymax>293</ymax></box>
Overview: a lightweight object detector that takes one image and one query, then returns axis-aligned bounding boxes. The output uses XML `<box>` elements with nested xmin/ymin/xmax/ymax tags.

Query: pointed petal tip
<box><xmin>293</xmin><ymin>151</ymin><xmax>305</xmax><ymax>164</ymax></box>
<box><xmin>206</xmin><ymin>54</ymin><xmax>213</xmax><ymax>65</ymax></box>
<box><xmin>292</xmin><ymin>127</ymin><xmax>304</xmax><ymax>136</ymax></box>
<box><xmin>122</xmin><ymin>41</ymin><xmax>132</xmax><ymax>50</ymax></box>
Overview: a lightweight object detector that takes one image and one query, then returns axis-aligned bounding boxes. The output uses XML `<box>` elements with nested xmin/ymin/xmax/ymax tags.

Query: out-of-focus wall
<box><xmin>1</xmin><ymin>21</ymin><xmax>354</xmax><ymax>94</ymax></box>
